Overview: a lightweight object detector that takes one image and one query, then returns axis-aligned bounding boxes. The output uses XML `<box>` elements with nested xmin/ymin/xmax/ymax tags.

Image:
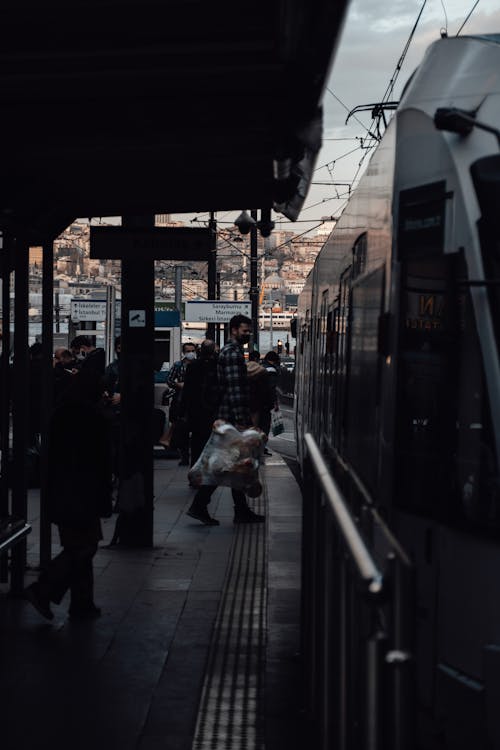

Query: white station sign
<box><xmin>71</xmin><ymin>299</ymin><xmax>121</xmax><ymax>322</ymax></box>
<box><xmin>184</xmin><ymin>300</ymin><xmax>251</xmax><ymax>323</ymax></box>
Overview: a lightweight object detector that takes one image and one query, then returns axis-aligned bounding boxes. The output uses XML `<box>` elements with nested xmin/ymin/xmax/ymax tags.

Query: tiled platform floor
<box><xmin>0</xmin><ymin>449</ymin><xmax>302</xmax><ymax>750</ymax></box>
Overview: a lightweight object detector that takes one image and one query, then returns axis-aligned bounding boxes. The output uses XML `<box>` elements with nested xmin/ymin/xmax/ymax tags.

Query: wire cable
<box><xmin>440</xmin><ymin>0</ymin><xmax>449</xmax><ymax>36</ymax></box>
<box><xmin>456</xmin><ymin>0</ymin><xmax>481</xmax><ymax>35</ymax></box>
<box><xmin>326</xmin><ymin>88</ymin><xmax>369</xmax><ymax>130</ymax></box>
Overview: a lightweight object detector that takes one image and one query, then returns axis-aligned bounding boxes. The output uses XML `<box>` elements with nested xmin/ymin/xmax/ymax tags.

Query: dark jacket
<box><xmin>183</xmin><ymin>357</ymin><xmax>220</xmax><ymax>431</ymax></box>
<box><xmin>48</xmin><ymin>381</ymin><xmax>112</xmax><ymax>528</ymax></box>
<box><xmin>247</xmin><ymin>361</ymin><xmax>272</xmax><ymax>414</ymax></box>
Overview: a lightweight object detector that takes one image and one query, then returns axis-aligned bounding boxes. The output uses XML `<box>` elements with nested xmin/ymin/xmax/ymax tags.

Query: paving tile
<box><xmin>1</xmin><ymin>443</ymin><xmax>304</xmax><ymax>750</ymax></box>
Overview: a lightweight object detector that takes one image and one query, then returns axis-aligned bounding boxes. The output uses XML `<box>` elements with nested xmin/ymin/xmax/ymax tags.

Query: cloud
<box><xmin>303</xmin><ymin>4</ymin><xmax>500</xmax><ymax>221</ymax></box>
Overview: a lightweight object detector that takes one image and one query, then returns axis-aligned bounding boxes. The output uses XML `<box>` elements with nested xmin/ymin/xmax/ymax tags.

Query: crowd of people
<box><xmin>23</xmin><ymin>314</ymin><xmax>283</xmax><ymax>621</ymax></box>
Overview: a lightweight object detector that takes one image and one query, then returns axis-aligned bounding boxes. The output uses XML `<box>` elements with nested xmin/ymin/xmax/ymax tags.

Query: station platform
<box><xmin>0</xmin><ymin>448</ymin><xmax>302</xmax><ymax>750</ymax></box>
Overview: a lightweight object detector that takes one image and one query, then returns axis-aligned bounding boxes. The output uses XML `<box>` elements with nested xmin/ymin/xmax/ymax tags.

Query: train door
<box><xmin>392</xmin><ymin>179</ymin><xmax>500</xmax><ymax>740</ymax></box>
<box><xmin>392</xmin><ymin>181</ymin><xmax>456</xmax><ymax>719</ymax></box>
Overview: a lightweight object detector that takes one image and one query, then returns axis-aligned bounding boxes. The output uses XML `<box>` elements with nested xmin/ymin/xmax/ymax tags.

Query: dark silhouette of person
<box><xmin>182</xmin><ymin>339</ymin><xmax>220</xmax><ymax>470</ymax></box>
<box><xmin>24</xmin><ymin>371</ymin><xmax>112</xmax><ymax>620</ymax></box>
<box><xmin>260</xmin><ymin>351</ymin><xmax>281</xmax><ymax>446</ymax></box>
<box><xmin>165</xmin><ymin>342</ymin><xmax>197</xmax><ymax>465</ymax></box>
<box><xmin>70</xmin><ymin>335</ymin><xmax>105</xmax><ymax>377</ymax></box>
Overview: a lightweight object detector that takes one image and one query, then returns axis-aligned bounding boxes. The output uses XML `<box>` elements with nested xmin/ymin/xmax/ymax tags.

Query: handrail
<box><xmin>0</xmin><ymin>519</ymin><xmax>32</xmax><ymax>555</ymax></box>
<box><xmin>322</xmin><ymin>434</ymin><xmax>411</xmax><ymax>567</ymax></box>
<box><xmin>305</xmin><ymin>433</ymin><xmax>383</xmax><ymax>594</ymax></box>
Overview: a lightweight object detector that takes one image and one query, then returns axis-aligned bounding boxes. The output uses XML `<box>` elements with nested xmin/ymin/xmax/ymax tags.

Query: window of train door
<box><xmin>326</xmin><ymin>302</ymin><xmax>336</xmax><ymax>442</ymax></box>
<box><xmin>334</xmin><ymin>266</ymin><xmax>352</xmax><ymax>453</ymax></box>
<box><xmin>394</xmin><ymin>182</ymin><xmax>457</xmax><ymax>516</ymax></box>
<box><xmin>316</xmin><ymin>289</ymin><xmax>329</xmax><ymax>438</ymax></box>
<box><xmin>346</xmin><ymin>265</ymin><xmax>385</xmax><ymax>493</ymax></box>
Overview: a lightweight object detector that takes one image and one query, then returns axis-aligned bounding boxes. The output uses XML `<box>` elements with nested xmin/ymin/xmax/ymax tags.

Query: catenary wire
<box><xmin>456</xmin><ymin>0</ymin><xmax>481</xmax><ymax>35</ymax></box>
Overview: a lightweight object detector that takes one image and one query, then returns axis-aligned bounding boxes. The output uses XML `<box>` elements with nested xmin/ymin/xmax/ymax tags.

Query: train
<box><xmin>295</xmin><ymin>34</ymin><xmax>500</xmax><ymax>749</ymax></box>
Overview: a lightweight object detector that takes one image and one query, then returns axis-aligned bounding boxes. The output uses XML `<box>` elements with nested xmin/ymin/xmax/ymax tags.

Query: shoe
<box><xmin>187</xmin><ymin>505</ymin><xmax>220</xmax><ymax>526</ymax></box>
<box><xmin>24</xmin><ymin>583</ymin><xmax>54</xmax><ymax>621</ymax></box>
<box><xmin>69</xmin><ymin>605</ymin><xmax>102</xmax><ymax>621</ymax></box>
<box><xmin>263</xmin><ymin>448</ymin><xmax>272</xmax><ymax>456</ymax></box>
<box><xmin>233</xmin><ymin>508</ymin><xmax>265</xmax><ymax>524</ymax></box>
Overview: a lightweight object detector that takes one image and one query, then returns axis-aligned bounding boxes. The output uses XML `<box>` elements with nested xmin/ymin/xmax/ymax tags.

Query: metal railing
<box><xmin>301</xmin><ymin>433</ymin><xmax>415</xmax><ymax>750</ymax></box>
<box><xmin>0</xmin><ymin>517</ymin><xmax>31</xmax><ymax>556</ymax></box>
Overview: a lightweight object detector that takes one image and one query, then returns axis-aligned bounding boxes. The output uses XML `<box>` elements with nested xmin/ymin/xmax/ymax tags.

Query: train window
<box><xmin>471</xmin><ymin>154</ymin><xmax>500</xmax><ymax>353</ymax></box>
<box><xmin>394</xmin><ymin>250</ymin><xmax>500</xmax><ymax>532</ymax></box>
<box><xmin>352</xmin><ymin>233</ymin><xmax>367</xmax><ymax>279</ymax></box>
<box><xmin>398</xmin><ymin>181</ymin><xmax>449</xmax><ymax>259</ymax></box>
<box><xmin>345</xmin><ymin>266</ymin><xmax>385</xmax><ymax>493</ymax></box>
<box><xmin>317</xmin><ymin>290</ymin><xmax>329</xmax><ymax>437</ymax></box>
<box><xmin>333</xmin><ymin>267</ymin><xmax>352</xmax><ymax>452</ymax></box>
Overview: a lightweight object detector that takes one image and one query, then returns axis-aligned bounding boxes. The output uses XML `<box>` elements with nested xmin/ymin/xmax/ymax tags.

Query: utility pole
<box><xmin>250</xmin><ymin>209</ymin><xmax>259</xmax><ymax>351</ymax></box>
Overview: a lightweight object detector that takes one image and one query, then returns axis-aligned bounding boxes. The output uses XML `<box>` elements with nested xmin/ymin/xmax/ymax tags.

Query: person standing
<box><xmin>182</xmin><ymin>339</ymin><xmax>220</xmax><ymax>470</ymax></box>
<box><xmin>260</xmin><ymin>350</ymin><xmax>281</xmax><ymax>454</ymax></box>
<box><xmin>70</xmin><ymin>335</ymin><xmax>106</xmax><ymax>377</ymax></box>
<box><xmin>186</xmin><ymin>315</ymin><xmax>265</xmax><ymax>526</ymax></box>
<box><xmin>165</xmin><ymin>342</ymin><xmax>197</xmax><ymax>465</ymax></box>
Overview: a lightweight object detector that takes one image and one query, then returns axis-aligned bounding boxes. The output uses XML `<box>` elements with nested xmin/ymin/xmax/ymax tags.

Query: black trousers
<box><xmin>190</xmin><ymin>424</ymin><xmax>212</xmax><ymax>468</ymax></box>
<box><xmin>193</xmin><ymin>484</ymin><xmax>247</xmax><ymax>510</ymax></box>
<box><xmin>37</xmin><ymin>525</ymin><xmax>99</xmax><ymax>612</ymax></box>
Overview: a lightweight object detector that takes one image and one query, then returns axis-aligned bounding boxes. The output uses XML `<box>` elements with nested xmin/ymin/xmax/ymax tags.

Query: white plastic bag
<box><xmin>188</xmin><ymin>421</ymin><xmax>265</xmax><ymax>495</ymax></box>
<box><xmin>271</xmin><ymin>408</ymin><xmax>285</xmax><ymax>436</ymax></box>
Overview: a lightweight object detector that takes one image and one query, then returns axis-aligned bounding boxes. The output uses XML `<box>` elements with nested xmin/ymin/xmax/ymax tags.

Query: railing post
<box><xmin>386</xmin><ymin>555</ymin><xmax>416</xmax><ymax>750</ymax></box>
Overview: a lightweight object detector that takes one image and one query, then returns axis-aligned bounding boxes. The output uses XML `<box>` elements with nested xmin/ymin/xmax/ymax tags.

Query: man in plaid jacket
<box><xmin>186</xmin><ymin>314</ymin><xmax>265</xmax><ymax>526</ymax></box>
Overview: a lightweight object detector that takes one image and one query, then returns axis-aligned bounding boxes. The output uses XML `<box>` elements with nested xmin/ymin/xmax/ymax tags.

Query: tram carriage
<box><xmin>296</xmin><ymin>34</ymin><xmax>500</xmax><ymax>749</ymax></box>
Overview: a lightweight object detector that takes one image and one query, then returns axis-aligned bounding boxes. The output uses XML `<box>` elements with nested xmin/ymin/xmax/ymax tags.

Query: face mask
<box><xmin>239</xmin><ymin>334</ymin><xmax>251</xmax><ymax>345</ymax></box>
<box><xmin>184</xmin><ymin>352</ymin><xmax>196</xmax><ymax>361</ymax></box>
<box><xmin>75</xmin><ymin>351</ymin><xmax>86</xmax><ymax>361</ymax></box>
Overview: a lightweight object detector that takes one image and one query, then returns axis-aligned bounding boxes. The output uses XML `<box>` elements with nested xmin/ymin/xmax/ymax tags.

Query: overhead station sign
<box><xmin>71</xmin><ymin>299</ymin><xmax>121</xmax><ymax>322</ymax></box>
<box><xmin>184</xmin><ymin>300</ymin><xmax>251</xmax><ymax>323</ymax></box>
<box><xmin>90</xmin><ymin>226</ymin><xmax>212</xmax><ymax>261</ymax></box>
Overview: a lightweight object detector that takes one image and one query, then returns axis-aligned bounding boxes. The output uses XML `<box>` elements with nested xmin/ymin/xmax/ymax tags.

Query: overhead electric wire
<box><xmin>379</xmin><ymin>0</ymin><xmax>429</xmax><ymax>106</ymax></box>
<box><xmin>456</xmin><ymin>0</ymin><xmax>481</xmax><ymax>35</ymax></box>
<box><xmin>271</xmin><ymin>221</ymin><xmax>327</xmax><ymax>251</ymax></box>
<box><xmin>326</xmin><ymin>88</ymin><xmax>369</xmax><ymax>130</ymax></box>
<box><xmin>440</xmin><ymin>0</ymin><xmax>449</xmax><ymax>36</ymax></box>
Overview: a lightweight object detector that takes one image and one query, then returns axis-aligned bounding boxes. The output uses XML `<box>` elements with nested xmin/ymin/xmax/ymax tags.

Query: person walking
<box><xmin>186</xmin><ymin>314</ymin><xmax>265</xmax><ymax>526</ymax></box>
<box><xmin>24</xmin><ymin>371</ymin><xmax>113</xmax><ymax>620</ymax></box>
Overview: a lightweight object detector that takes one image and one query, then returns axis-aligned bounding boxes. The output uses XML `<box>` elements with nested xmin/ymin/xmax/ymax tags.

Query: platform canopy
<box><xmin>0</xmin><ymin>0</ymin><xmax>348</xmax><ymax>242</ymax></box>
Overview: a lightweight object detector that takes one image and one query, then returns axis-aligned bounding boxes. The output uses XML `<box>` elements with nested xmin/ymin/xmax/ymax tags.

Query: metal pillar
<box><xmin>105</xmin><ymin>284</ymin><xmax>116</xmax><ymax>365</ymax></box>
<box><xmin>250</xmin><ymin>209</ymin><xmax>259</xmax><ymax>351</ymax></box>
<box><xmin>11</xmin><ymin>239</ymin><xmax>29</xmax><ymax>593</ymax></box>
<box><xmin>215</xmin><ymin>272</ymin><xmax>221</xmax><ymax>347</ymax></box>
<box><xmin>39</xmin><ymin>239</ymin><xmax>54</xmax><ymax>568</ymax></box>
<box><xmin>0</xmin><ymin>234</ymin><xmax>12</xmax><ymax>582</ymax></box>
<box><xmin>207</xmin><ymin>212</ymin><xmax>217</xmax><ymax>341</ymax></box>
<box><xmin>118</xmin><ymin>215</ymin><xmax>155</xmax><ymax>547</ymax></box>
<box><xmin>174</xmin><ymin>265</ymin><xmax>183</xmax><ymax>353</ymax></box>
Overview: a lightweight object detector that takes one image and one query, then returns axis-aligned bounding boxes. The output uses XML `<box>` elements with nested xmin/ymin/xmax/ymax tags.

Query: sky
<box><xmin>171</xmin><ymin>0</ymin><xmax>500</xmax><ymax>237</ymax></box>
